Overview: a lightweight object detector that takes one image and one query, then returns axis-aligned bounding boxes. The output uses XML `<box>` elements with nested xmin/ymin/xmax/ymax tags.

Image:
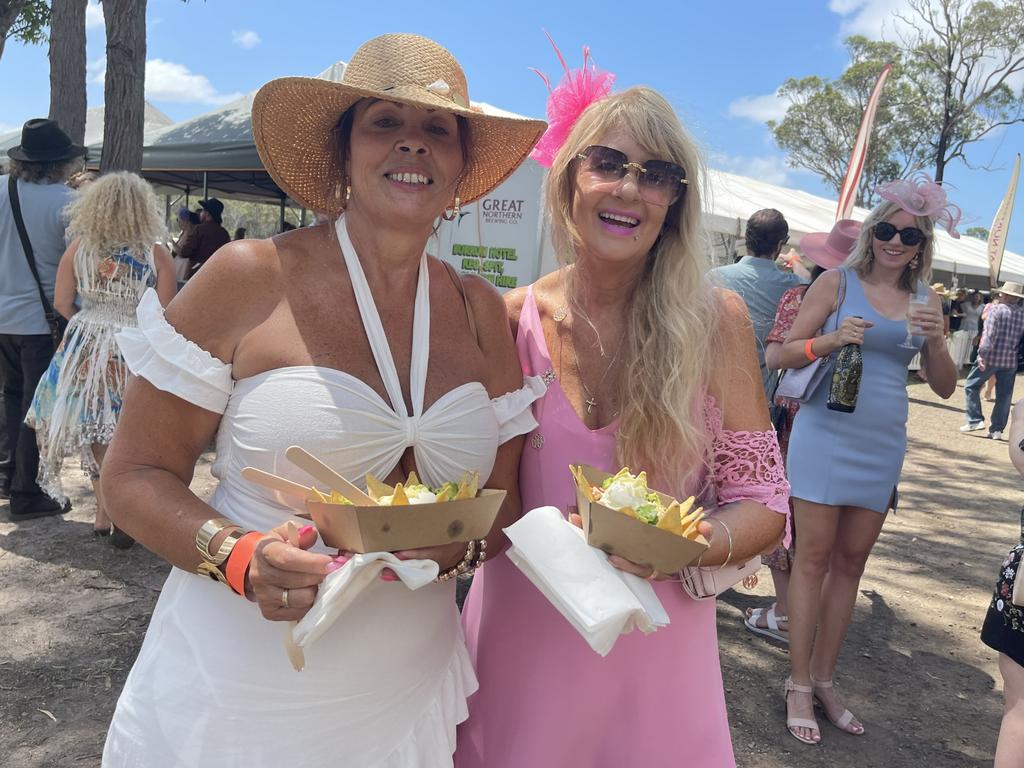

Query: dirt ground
<box><xmin>0</xmin><ymin>377</ymin><xmax>1019</xmax><ymax>767</ymax></box>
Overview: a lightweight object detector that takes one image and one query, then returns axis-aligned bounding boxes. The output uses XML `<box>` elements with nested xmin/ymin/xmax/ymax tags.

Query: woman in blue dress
<box><xmin>775</xmin><ymin>174</ymin><xmax>959</xmax><ymax>745</ymax></box>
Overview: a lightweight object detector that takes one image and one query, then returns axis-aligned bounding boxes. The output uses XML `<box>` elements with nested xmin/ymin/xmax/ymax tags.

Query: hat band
<box><xmin>375</xmin><ymin>81</ymin><xmax>469</xmax><ymax>109</ymax></box>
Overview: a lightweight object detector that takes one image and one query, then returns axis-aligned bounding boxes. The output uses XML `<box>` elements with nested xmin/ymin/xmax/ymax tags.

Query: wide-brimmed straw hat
<box><xmin>252</xmin><ymin>33</ymin><xmax>547</xmax><ymax>215</ymax></box>
<box><xmin>996</xmin><ymin>281</ymin><xmax>1024</xmax><ymax>299</ymax></box>
<box><xmin>800</xmin><ymin>219</ymin><xmax>861</xmax><ymax>270</ymax></box>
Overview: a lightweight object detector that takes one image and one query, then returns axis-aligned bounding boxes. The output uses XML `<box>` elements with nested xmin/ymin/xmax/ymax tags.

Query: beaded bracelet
<box><xmin>695</xmin><ymin>518</ymin><xmax>734</xmax><ymax>571</ymax></box>
<box><xmin>435</xmin><ymin>538</ymin><xmax>487</xmax><ymax>583</ymax></box>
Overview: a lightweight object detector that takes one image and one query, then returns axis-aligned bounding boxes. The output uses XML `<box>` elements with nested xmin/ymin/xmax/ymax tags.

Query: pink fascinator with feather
<box><xmin>529</xmin><ymin>32</ymin><xmax>615</xmax><ymax>168</ymax></box>
<box><xmin>875</xmin><ymin>172</ymin><xmax>962</xmax><ymax>239</ymax></box>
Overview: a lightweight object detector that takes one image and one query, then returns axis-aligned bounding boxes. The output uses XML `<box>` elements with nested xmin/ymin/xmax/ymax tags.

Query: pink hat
<box><xmin>799</xmin><ymin>219</ymin><xmax>862</xmax><ymax>270</ymax></box>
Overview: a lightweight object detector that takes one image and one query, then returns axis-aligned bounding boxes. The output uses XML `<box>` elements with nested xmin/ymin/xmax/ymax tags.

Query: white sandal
<box><xmin>784</xmin><ymin>677</ymin><xmax>821</xmax><ymax>745</ymax></box>
<box><xmin>744</xmin><ymin>605</ymin><xmax>789</xmax><ymax>644</ymax></box>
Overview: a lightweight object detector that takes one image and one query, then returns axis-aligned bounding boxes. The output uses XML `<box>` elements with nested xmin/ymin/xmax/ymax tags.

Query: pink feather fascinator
<box><xmin>529</xmin><ymin>32</ymin><xmax>615</xmax><ymax>168</ymax></box>
<box><xmin>875</xmin><ymin>172</ymin><xmax>962</xmax><ymax>239</ymax></box>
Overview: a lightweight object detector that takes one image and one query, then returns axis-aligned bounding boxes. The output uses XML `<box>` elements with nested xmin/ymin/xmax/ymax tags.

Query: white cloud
<box><xmin>87</xmin><ymin>57</ymin><xmax>242</xmax><ymax>106</ymax></box>
<box><xmin>146</xmin><ymin>59</ymin><xmax>243</xmax><ymax>104</ymax></box>
<box><xmin>727</xmin><ymin>92</ymin><xmax>789</xmax><ymax>123</ymax></box>
<box><xmin>232</xmin><ymin>29</ymin><xmax>261</xmax><ymax>50</ymax></box>
<box><xmin>85</xmin><ymin>1</ymin><xmax>104</xmax><ymax>30</ymax></box>
<box><xmin>711</xmin><ymin>152</ymin><xmax>795</xmax><ymax>186</ymax></box>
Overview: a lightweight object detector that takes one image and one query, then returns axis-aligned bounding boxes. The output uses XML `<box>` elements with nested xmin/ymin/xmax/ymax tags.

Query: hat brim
<box><xmin>252</xmin><ymin>77</ymin><xmax>546</xmax><ymax>215</ymax></box>
<box><xmin>997</xmin><ymin>286</ymin><xmax>1024</xmax><ymax>299</ymax></box>
<box><xmin>799</xmin><ymin>232</ymin><xmax>848</xmax><ymax>270</ymax></box>
<box><xmin>7</xmin><ymin>144</ymin><xmax>87</xmax><ymax>163</ymax></box>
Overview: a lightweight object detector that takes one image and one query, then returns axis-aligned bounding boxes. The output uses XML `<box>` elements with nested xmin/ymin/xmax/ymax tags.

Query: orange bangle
<box><xmin>804</xmin><ymin>338</ymin><xmax>818</xmax><ymax>362</ymax></box>
<box><xmin>225</xmin><ymin>531</ymin><xmax>264</xmax><ymax>597</ymax></box>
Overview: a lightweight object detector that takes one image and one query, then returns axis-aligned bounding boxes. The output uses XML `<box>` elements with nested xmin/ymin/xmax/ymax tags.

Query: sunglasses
<box><xmin>873</xmin><ymin>222</ymin><xmax>926</xmax><ymax>247</ymax></box>
<box><xmin>575</xmin><ymin>145</ymin><xmax>688</xmax><ymax>207</ymax></box>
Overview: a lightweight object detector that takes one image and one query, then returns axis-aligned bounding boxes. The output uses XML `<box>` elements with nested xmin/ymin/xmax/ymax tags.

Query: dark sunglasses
<box><xmin>873</xmin><ymin>222</ymin><xmax>926</xmax><ymax>247</ymax></box>
<box><xmin>575</xmin><ymin>145</ymin><xmax>688</xmax><ymax>206</ymax></box>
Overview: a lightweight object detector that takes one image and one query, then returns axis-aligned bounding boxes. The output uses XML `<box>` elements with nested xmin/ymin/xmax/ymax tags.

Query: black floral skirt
<box><xmin>980</xmin><ymin>507</ymin><xmax>1024</xmax><ymax>668</ymax></box>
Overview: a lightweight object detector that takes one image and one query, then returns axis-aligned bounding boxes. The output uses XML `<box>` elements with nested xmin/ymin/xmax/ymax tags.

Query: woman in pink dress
<box><xmin>458</xmin><ymin>85</ymin><xmax>789</xmax><ymax>767</ymax></box>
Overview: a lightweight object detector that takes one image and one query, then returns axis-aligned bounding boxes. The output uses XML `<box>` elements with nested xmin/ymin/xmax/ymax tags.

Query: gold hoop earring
<box><xmin>441</xmin><ymin>196</ymin><xmax>461</xmax><ymax>222</ymax></box>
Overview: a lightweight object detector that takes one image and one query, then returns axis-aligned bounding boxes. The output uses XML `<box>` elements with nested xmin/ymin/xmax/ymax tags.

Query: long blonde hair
<box><xmin>546</xmin><ymin>87</ymin><xmax>717</xmax><ymax>489</ymax></box>
<box><xmin>844</xmin><ymin>200</ymin><xmax>935</xmax><ymax>291</ymax></box>
<box><xmin>66</xmin><ymin>172</ymin><xmax>166</xmax><ymax>258</ymax></box>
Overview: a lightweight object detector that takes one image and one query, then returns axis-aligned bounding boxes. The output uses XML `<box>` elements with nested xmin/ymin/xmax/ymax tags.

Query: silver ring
<box><xmin>281</xmin><ymin>588</ymin><xmax>290</xmax><ymax>608</ymax></box>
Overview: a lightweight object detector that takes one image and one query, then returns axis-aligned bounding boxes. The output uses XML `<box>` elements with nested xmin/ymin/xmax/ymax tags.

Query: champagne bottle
<box><xmin>827</xmin><ymin>316</ymin><xmax>863</xmax><ymax>413</ymax></box>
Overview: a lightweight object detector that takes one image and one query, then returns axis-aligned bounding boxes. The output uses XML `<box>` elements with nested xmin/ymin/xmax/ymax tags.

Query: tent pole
<box><xmin>300</xmin><ymin>207</ymin><xmax>307</xmax><ymax>227</ymax></box>
<box><xmin>202</xmin><ymin>172</ymin><xmax>208</xmax><ymax>201</ymax></box>
<box><xmin>279</xmin><ymin>196</ymin><xmax>286</xmax><ymax>232</ymax></box>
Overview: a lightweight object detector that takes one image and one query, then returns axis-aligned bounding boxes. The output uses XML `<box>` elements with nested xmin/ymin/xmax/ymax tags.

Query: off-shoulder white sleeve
<box><xmin>491</xmin><ymin>375</ymin><xmax>546</xmax><ymax>444</ymax></box>
<box><xmin>116</xmin><ymin>288</ymin><xmax>233</xmax><ymax>413</ymax></box>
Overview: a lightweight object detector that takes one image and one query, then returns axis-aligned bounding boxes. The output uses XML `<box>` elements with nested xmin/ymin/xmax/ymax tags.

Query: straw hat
<box><xmin>996</xmin><ymin>281</ymin><xmax>1024</xmax><ymax>299</ymax></box>
<box><xmin>799</xmin><ymin>219</ymin><xmax>861</xmax><ymax>270</ymax></box>
<box><xmin>252</xmin><ymin>34</ymin><xmax>547</xmax><ymax>215</ymax></box>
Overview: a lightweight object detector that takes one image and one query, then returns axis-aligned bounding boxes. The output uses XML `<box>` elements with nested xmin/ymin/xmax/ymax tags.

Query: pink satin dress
<box><xmin>457</xmin><ymin>287</ymin><xmax>789</xmax><ymax>768</ymax></box>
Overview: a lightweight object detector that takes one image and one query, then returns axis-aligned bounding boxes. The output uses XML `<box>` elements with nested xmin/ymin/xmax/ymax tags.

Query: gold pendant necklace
<box><xmin>568</xmin><ymin>312</ymin><xmax>624</xmax><ymax>415</ymax></box>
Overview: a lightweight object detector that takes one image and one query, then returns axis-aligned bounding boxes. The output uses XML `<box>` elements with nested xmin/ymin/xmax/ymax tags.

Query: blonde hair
<box><xmin>66</xmin><ymin>172</ymin><xmax>166</xmax><ymax>258</ymax></box>
<box><xmin>546</xmin><ymin>87</ymin><xmax>717</xmax><ymax>490</ymax></box>
<box><xmin>844</xmin><ymin>200</ymin><xmax>934</xmax><ymax>291</ymax></box>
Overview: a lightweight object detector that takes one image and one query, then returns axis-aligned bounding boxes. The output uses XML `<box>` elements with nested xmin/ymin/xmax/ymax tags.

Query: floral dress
<box><xmin>981</xmin><ymin>506</ymin><xmax>1024</xmax><ymax>668</ymax></box>
<box><xmin>761</xmin><ymin>284</ymin><xmax>807</xmax><ymax>570</ymax></box>
<box><xmin>25</xmin><ymin>244</ymin><xmax>155</xmax><ymax>503</ymax></box>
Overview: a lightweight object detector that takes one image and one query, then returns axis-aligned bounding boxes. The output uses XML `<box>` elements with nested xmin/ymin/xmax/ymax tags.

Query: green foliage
<box><xmin>965</xmin><ymin>226</ymin><xmax>991</xmax><ymax>241</ymax></box>
<box><xmin>3</xmin><ymin>0</ymin><xmax>50</xmax><ymax>45</ymax></box>
<box><xmin>769</xmin><ymin>0</ymin><xmax>1024</xmax><ymax>200</ymax></box>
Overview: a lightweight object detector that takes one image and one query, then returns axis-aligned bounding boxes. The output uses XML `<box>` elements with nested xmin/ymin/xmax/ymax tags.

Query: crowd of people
<box><xmin>1</xmin><ymin>31</ymin><xmax>1023</xmax><ymax>768</ymax></box>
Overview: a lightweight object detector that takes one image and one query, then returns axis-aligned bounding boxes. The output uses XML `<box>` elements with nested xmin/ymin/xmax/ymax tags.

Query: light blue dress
<box><xmin>787</xmin><ymin>268</ymin><xmax>922</xmax><ymax>513</ymax></box>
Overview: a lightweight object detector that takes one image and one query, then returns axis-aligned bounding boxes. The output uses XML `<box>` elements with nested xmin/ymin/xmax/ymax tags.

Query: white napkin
<box><xmin>503</xmin><ymin>506</ymin><xmax>670</xmax><ymax>657</ymax></box>
<box><xmin>285</xmin><ymin>553</ymin><xmax>439</xmax><ymax>670</ymax></box>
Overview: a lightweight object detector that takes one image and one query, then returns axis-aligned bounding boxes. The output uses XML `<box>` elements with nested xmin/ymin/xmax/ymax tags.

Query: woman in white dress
<box><xmin>26</xmin><ymin>172</ymin><xmax>176</xmax><ymax>539</ymax></box>
<box><xmin>100</xmin><ymin>34</ymin><xmax>545</xmax><ymax>767</ymax></box>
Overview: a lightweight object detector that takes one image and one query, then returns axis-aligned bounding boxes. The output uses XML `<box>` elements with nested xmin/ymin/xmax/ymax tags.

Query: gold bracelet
<box><xmin>696</xmin><ymin>518</ymin><xmax>734</xmax><ymax>570</ymax></box>
<box><xmin>196</xmin><ymin>517</ymin><xmax>238</xmax><ymax>563</ymax></box>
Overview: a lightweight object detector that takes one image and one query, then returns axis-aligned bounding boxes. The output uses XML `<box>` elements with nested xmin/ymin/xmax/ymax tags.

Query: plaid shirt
<box><xmin>978</xmin><ymin>301</ymin><xmax>1024</xmax><ymax>369</ymax></box>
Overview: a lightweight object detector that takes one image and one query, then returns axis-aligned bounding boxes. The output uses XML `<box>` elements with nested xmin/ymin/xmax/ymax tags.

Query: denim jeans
<box><xmin>0</xmin><ymin>333</ymin><xmax>55</xmax><ymax>497</ymax></box>
<box><xmin>963</xmin><ymin>363</ymin><xmax>1018</xmax><ymax>432</ymax></box>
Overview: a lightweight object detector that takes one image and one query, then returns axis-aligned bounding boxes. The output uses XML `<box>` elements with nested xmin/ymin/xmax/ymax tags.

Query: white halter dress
<box><xmin>102</xmin><ymin>218</ymin><xmax>544</xmax><ymax>768</ymax></box>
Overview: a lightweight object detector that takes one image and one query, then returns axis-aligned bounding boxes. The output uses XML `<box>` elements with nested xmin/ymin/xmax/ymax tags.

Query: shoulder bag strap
<box><xmin>8</xmin><ymin>175</ymin><xmax>59</xmax><ymax>323</ymax></box>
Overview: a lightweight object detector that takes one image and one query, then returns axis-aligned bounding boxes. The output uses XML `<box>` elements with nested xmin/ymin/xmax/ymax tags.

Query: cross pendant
<box><xmin>585</xmin><ymin>396</ymin><xmax>597</xmax><ymax>414</ymax></box>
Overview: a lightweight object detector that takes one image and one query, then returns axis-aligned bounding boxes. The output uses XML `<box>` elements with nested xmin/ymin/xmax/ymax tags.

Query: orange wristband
<box><xmin>225</xmin><ymin>531</ymin><xmax>264</xmax><ymax>597</ymax></box>
<box><xmin>804</xmin><ymin>338</ymin><xmax>818</xmax><ymax>362</ymax></box>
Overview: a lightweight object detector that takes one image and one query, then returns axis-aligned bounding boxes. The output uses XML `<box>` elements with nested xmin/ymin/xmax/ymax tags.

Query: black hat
<box><xmin>6</xmin><ymin>119</ymin><xmax>86</xmax><ymax>163</ymax></box>
<box><xmin>198</xmin><ymin>198</ymin><xmax>225</xmax><ymax>222</ymax></box>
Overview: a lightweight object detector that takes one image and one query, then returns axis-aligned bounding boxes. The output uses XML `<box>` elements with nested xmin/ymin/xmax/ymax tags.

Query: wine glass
<box><xmin>899</xmin><ymin>285</ymin><xmax>931</xmax><ymax>349</ymax></box>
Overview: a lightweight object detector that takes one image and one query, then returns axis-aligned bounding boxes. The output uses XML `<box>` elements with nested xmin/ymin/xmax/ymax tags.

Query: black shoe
<box><xmin>109</xmin><ymin>525</ymin><xmax>135</xmax><ymax>550</ymax></box>
<box><xmin>7</xmin><ymin>493</ymin><xmax>71</xmax><ymax>520</ymax></box>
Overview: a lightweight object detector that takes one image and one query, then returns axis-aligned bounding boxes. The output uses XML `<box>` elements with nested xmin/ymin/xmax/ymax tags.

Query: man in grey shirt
<box><xmin>710</xmin><ymin>208</ymin><xmax>806</xmax><ymax>394</ymax></box>
<box><xmin>0</xmin><ymin>119</ymin><xmax>83</xmax><ymax>519</ymax></box>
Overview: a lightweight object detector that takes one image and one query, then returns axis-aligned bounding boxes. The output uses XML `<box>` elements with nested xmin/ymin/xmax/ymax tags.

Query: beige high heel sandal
<box><xmin>811</xmin><ymin>677</ymin><xmax>864</xmax><ymax>735</ymax></box>
<box><xmin>784</xmin><ymin>677</ymin><xmax>821</xmax><ymax>745</ymax></box>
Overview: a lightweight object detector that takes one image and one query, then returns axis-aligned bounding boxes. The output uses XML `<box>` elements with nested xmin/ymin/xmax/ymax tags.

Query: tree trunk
<box><xmin>99</xmin><ymin>0</ymin><xmax>146</xmax><ymax>173</ymax></box>
<box><xmin>48</xmin><ymin>0</ymin><xmax>87</xmax><ymax>145</ymax></box>
<box><xmin>0</xmin><ymin>1</ymin><xmax>30</xmax><ymax>63</ymax></box>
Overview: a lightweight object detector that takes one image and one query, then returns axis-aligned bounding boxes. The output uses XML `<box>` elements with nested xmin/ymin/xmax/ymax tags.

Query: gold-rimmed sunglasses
<box><xmin>575</xmin><ymin>145</ymin><xmax>688</xmax><ymax>206</ymax></box>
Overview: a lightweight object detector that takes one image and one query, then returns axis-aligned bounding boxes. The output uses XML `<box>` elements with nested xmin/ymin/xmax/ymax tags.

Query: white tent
<box><xmin>704</xmin><ymin>168</ymin><xmax>1024</xmax><ymax>283</ymax></box>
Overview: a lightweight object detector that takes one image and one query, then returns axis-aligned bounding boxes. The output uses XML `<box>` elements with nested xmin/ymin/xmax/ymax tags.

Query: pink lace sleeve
<box><xmin>704</xmin><ymin>397</ymin><xmax>792</xmax><ymax>547</ymax></box>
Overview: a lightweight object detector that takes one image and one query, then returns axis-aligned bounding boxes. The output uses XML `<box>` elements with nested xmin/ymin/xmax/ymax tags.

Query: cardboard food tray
<box><xmin>573</xmin><ymin>464</ymin><xmax>709</xmax><ymax>574</ymax></box>
<box><xmin>305</xmin><ymin>489</ymin><xmax>506</xmax><ymax>552</ymax></box>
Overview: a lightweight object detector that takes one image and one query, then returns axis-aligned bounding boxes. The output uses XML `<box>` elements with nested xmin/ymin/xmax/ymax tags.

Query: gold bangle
<box><xmin>696</xmin><ymin>518</ymin><xmax>734</xmax><ymax>570</ymax></box>
<box><xmin>196</xmin><ymin>517</ymin><xmax>237</xmax><ymax>561</ymax></box>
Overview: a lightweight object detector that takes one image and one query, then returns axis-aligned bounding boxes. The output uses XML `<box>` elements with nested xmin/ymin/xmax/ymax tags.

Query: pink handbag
<box><xmin>681</xmin><ymin>556</ymin><xmax>762</xmax><ymax>600</ymax></box>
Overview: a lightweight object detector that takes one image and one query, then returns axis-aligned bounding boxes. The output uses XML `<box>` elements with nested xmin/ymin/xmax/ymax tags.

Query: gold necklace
<box><xmin>567</xmin><ymin>311</ymin><xmax>624</xmax><ymax>414</ymax></box>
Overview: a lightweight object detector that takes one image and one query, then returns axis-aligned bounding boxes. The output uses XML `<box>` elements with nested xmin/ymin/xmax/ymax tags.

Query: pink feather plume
<box><xmin>529</xmin><ymin>32</ymin><xmax>615</xmax><ymax>168</ymax></box>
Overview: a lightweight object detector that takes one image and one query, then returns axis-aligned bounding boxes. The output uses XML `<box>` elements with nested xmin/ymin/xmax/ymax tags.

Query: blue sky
<box><xmin>1</xmin><ymin>0</ymin><xmax>1022</xmax><ymax>252</ymax></box>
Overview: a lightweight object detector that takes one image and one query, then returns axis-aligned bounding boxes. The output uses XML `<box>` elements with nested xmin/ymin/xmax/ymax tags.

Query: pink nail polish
<box><xmin>326</xmin><ymin>561</ymin><xmax>344</xmax><ymax>573</ymax></box>
<box><xmin>298</xmin><ymin>525</ymin><xmax>315</xmax><ymax>537</ymax></box>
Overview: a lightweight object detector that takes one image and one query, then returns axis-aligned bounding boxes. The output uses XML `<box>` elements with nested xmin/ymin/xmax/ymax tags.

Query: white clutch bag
<box><xmin>680</xmin><ymin>556</ymin><xmax>761</xmax><ymax>600</ymax></box>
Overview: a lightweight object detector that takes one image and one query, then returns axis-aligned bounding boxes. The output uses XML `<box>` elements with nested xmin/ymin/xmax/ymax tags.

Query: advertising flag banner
<box><xmin>836</xmin><ymin>63</ymin><xmax>892</xmax><ymax>220</ymax></box>
<box><xmin>988</xmin><ymin>154</ymin><xmax>1021</xmax><ymax>288</ymax></box>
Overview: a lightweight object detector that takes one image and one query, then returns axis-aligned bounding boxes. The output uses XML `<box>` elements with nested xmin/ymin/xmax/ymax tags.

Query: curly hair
<box><xmin>65</xmin><ymin>172</ymin><xmax>166</xmax><ymax>259</ymax></box>
<box><xmin>8</xmin><ymin>157</ymin><xmax>82</xmax><ymax>184</ymax></box>
<box><xmin>844</xmin><ymin>200</ymin><xmax>934</xmax><ymax>292</ymax></box>
<box><xmin>545</xmin><ymin>86</ymin><xmax>718</xmax><ymax>493</ymax></box>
